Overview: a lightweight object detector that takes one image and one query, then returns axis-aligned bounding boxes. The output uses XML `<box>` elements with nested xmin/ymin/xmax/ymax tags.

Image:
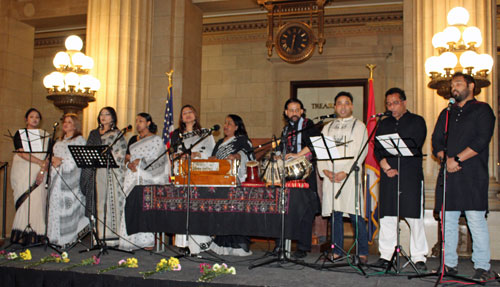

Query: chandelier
<box><xmin>424</xmin><ymin>7</ymin><xmax>493</xmax><ymax>98</ymax></box>
<box><xmin>43</xmin><ymin>35</ymin><xmax>100</xmax><ymax>114</ymax></box>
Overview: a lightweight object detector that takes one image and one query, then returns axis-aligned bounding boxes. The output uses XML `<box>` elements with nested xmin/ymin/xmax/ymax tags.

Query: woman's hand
<box><xmin>52</xmin><ymin>157</ymin><xmax>63</xmax><ymax>168</ymax></box>
<box><xmin>36</xmin><ymin>171</ymin><xmax>45</xmax><ymax>185</ymax></box>
<box><xmin>285</xmin><ymin>153</ymin><xmax>298</xmax><ymax>160</ymax></box>
<box><xmin>127</xmin><ymin>159</ymin><xmax>140</xmax><ymax>172</ymax></box>
<box><xmin>227</xmin><ymin>153</ymin><xmax>241</xmax><ymax>161</ymax></box>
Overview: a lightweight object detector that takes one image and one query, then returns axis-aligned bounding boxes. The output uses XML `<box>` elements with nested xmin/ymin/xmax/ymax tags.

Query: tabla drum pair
<box><xmin>259</xmin><ymin>154</ymin><xmax>312</xmax><ymax>184</ymax></box>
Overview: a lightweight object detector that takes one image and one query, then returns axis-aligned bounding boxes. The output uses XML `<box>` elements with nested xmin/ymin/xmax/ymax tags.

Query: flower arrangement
<box><xmin>198</xmin><ymin>263</ymin><xmax>236</xmax><ymax>282</ymax></box>
<box><xmin>0</xmin><ymin>249</ymin><xmax>32</xmax><ymax>264</ymax></box>
<box><xmin>98</xmin><ymin>257</ymin><xmax>138</xmax><ymax>274</ymax></box>
<box><xmin>62</xmin><ymin>255</ymin><xmax>100</xmax><ymax>271</ymax></box>
<box><xmin>24</xmin><ymin>252</ymin><xmax>69</xmax><ymax>268</ymax></box>
<box><xmin>140</xmin><ymin>257</ymin><xmax>181</xmax><ymax>278</ymax></box>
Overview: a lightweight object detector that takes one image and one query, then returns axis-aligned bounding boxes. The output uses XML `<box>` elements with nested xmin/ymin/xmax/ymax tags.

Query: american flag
<box><xmin>162</xmin><ymin>78</ymin><xmax>174</xmax><ymax>148</ymax></box>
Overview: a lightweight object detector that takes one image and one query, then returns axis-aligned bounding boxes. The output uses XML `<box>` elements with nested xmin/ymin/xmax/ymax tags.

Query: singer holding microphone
<box><xmin>80</xmin><ymin>106</ymin><xmax>128</xmax><ymax>246</ymax></box>
<box><xmin>373</xmin><ymin>88</ymin><xmax>428</xmax><ymax>271</ymax></box>
<box><xmin>118</xmin><ymin>113</ymin><xmax>169</xmax><ymax>251</ymax></box>
<box><xmin>317</xmin><ymin>91</ymin><xmax>369</xmax><ymax>263</ymax></box>
<box><xmin>46</xmin><ymin>113</ymin><xmax>88</xmax><ymax>248</ymax></box>
<box><xmin>209</xmin><ymin>114</ymin><xmax>255</xmax><ymax>256</ymax></box>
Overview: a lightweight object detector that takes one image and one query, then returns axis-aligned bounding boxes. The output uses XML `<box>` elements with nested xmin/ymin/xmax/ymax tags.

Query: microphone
<box><xmin>210</xmin><ymin>124</ymin><xmax>220</xmax><ymax>132</ymax></box>
<box><xmin>123</xmin><ymin>125</ymin><xmax>132</xmax><ymax>132</ymax></box>
<box><xmin>370</xmin><ymin>111</ymin><xmax>392</xmax><ymax>118</ymax></box>
<box><xmin>447</xmin><ymin>97</ymin><xmax>456</xmax><ymax>110</ymax></box>
<box><xmin>319</xmin><ymin>114</ymin><xmax>337</xmax><ymax>120</ymax></box>
<box><xmin>53</xmin><ymin>122</ymin><xmax>59</xmax><ymax>128</ymax></box>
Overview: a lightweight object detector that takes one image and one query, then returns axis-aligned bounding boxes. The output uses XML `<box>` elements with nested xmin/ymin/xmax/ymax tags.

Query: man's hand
<box><xmin>334</xmin><ymin>171</ymin><xmax>347</xmax><ymax>183</ymax></box>
<box><xmin>285</xmin><ymin>153</ymin><xmax>298</xmax><ymax>160</ymax></box>
<box><xmin>446</xmin><ymin>157</ymin><xmax>462</xmax><ymax>173</ymax></box>
<box><xmin>323</xmin><ymin>169</ymin><xmax>334</xmax><ymax>182</ymax></box>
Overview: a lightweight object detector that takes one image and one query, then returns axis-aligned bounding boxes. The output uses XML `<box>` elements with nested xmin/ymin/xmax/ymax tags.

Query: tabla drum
<box><xmin>260</xmin><ymin>156</ymin><xmax>283</xmax><ymax>185</ymax></box>
<box><xmin>284</xmin><ymin>155</ymin><xmax>312</xmax><ymax>180</ymax></box>
<box><xmin>245</xmin><ymin>161</ymin><xmax>260</xmax><ymax>183</ymax></box>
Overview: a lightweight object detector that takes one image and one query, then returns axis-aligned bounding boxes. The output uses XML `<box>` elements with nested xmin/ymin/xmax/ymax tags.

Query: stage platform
<box><xmin>1</xmin><ymin>242</ymin><xmax>500</xmax><ymax>287</ymax></box>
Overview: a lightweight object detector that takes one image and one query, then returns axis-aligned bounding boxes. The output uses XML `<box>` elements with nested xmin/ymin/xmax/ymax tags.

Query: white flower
<box><xmin>228</xmin><ymin>267</ymin><xmax>236</xmax><ymax>275</ymax></box>
<box><xmin>212</xmin><ymin>263</ymin><xmax>220</xmax><ymax>271</ymax></box>
<box><xmin>61</xmin><ymin>252</ymin><xmax>69</xmax><ymax>259</ymax></box>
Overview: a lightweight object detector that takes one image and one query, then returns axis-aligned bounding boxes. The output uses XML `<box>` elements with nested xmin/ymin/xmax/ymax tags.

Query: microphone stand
<box><xmin>172</xmin><ymin>129</ymin><xmax>216</xmax><ymax>258</ymax></box>
<box><xmin>82</xmin><ymin>126</ymin><xmax>133</xmax><ymax>257</ymax></box>
<box><xmin>41</xmin><ymin>124</ymin><xmax>62</xmax><ymax>253</ymax></box>
<box><xmin>249</xmin><ymin>119</ymin><xmax>321</xmax><ymax>270</ymax></box>
<box><xmin>408</xmin><ymin>103</ymin><xmax>479</xmax><ymax>285</ymax></box>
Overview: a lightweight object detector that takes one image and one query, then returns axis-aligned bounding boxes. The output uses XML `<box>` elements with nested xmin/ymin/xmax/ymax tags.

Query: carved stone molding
<box><xmin>203</xmin><ymin>11</ymin><xmax>402</xmax><ymax>44</ymax></box>
<box><xmin>35</xmin><ymin>34</ymin><xmax>86</xmax><ymax>49</ymax></box>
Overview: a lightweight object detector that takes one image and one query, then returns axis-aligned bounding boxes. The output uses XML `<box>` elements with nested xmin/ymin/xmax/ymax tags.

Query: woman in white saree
<box><xmin>118</xmin><ymin>113</ymin><xmax>169</xmax><ymax>251</ymax></box>
<box><xmin>10</xmin><ymin>108</ymin><xmax>49</xmax><ymax>245</ymax></box>
<box><xmin>46</xmin><ymin>114</ymin><xmax>88</xmax><ymax>248</ymax></box>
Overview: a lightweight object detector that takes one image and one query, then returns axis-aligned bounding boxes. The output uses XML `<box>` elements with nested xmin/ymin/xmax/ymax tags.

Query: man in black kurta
<box><xmin>431</xmin><ymin>72</ymin><xmax>495</xmax><ymax>280</ymax></box>
<box><xmin>277</xmin><ymin>98</ymin><xmax>321</xmax><ymax>259</ymax></box>
<box><xmin>373</xmin><ymin>87</ymin><xmax>428</xmax><ymax>271</ymax></box>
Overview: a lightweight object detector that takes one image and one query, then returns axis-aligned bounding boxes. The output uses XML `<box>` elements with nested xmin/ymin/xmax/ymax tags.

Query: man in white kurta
<box><xmin>317</xmin><ymin>92</ymin><xmax>369</xmax><ymax>262</ymax></box>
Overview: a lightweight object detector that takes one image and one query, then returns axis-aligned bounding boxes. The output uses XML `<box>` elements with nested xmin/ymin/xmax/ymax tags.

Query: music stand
<box><xmin>68</xmin><ymin>145</ymin><xmax>132</xmax><ymax>257</ymax></box>
<box><xmin>6</xmin><ymin>129</ymin><xmax>51</xmax><ymax>250</ymax></box>
<box><xmin>374</xmin><ymin>133</ymin><xmax>421</xmax><ymax>274</ymax></box>
<box><xmin>310</xmin><ymin>135</ymin><xmax>359</xmax><ymax>271</ymax></box>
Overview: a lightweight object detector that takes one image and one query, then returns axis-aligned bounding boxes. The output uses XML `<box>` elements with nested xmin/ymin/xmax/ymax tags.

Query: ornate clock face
<box><xmin>275</xmin><ymin>22</ymin><xmax>316</xmax><ymax>64</ymax></box>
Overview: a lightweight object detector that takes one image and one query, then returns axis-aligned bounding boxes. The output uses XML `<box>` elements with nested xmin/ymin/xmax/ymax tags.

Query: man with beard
<box><xmin>432</xmin><ymin>72</ymin><xmax>495</xmax><ymax>281</ymax></box>
<box><xmin>373</xmin><ymin>87</ymin><xmax>428</xmax><ymax>271</ymax></box>
<box><xmin>276</xmin><ymin>98</ymin><xmax>321</xmax><ymax>259</ymax></box>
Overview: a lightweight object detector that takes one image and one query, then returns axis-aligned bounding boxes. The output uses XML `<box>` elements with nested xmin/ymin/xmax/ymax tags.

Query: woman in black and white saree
<box><xmin>210</xmin><ymin>114</ymin><xmax>255</xmax><ymax>256</ymax></box>
<box><xmin>118</xmin><ymin>113</ymin><xmax>169</xmax><ymax>251</ymax></box>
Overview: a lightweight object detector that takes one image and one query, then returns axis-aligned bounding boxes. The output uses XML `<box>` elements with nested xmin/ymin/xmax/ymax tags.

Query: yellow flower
<box><xmin>126</xmin><ymin>257</ymin><xmax>138</xmax><ymax>268</ymax></box>
<box><xmin>63</xmin><ymin>258</ymin><xmax>70</xmax><ymax>263</ymax></box>
<box><xmin>20</xmin><ymin>250</ymin><xmax>32</xmax><ymax>261</ymax></box>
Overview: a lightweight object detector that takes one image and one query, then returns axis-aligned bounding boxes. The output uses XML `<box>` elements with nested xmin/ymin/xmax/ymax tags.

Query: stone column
<box><xmin>83</xmin><ymin>0</ymin><xmax>153</xmax><ymax>133</ymax></box>
<box><xmin>149</xmin><ymin>0</ymin><xmax>203</xmax><ymax>130</ymax></box>
<box><xmin>403</xmin><ymin>0</ymin><xmax>497</xmax><ymax>193</ymax></box>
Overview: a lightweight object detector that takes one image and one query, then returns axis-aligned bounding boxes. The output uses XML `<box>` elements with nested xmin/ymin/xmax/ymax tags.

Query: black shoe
<box><xmin>415</xmin><ymin>261</ymin><xmax>427</xmax><ymax>272</ymax></box>
<box><xmin>472</xmin><ymin>268</ymin><xmax>491</xmax><ymax>281</ymax></box>
<box><xmin>444</xmin><ymin>265</ymin><xmax>458</xmax><ymax>276</ymax></box>
<box><xmin>372</xmin><ymin>258</ymin><xmax>390</xmax><ymax>269</ymax></box>
<box><xmin>292</xmin><ymin>250</ymin><xmax>307</xmax><ymax>259</ymax></box>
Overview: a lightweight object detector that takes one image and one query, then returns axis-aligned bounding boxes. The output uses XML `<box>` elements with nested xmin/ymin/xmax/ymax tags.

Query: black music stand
<box><xmin>374</xmin><ymin>134</ymin><xmax>421</xmax><ymax>274</ymax></box>
<box><xmin>311</xmin><ymin>135</ymin><xmax>358</xmax><ymax>270</ymax></box>
<box><xmin>6</xmin><ymin>129</ymin><xmax>53</xmax><ymax>251</ymax></box>
<box><xmin>68</xmin><ymin>145</ymin><xmax>132</xmax><ymax>257</ymax></box>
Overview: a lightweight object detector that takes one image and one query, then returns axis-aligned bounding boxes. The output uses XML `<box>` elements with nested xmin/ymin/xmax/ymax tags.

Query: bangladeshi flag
<box><xmin>364</xmin><ymin>77</ymin><xmax>380</xmax><ymax>244</ymax></box>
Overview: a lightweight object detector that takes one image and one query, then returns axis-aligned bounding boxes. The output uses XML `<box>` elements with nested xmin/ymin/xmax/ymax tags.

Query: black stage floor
<box><xmin>1</xmin><ymin>242</ymin><xmax>500</xmax><ymax>287</ymax></box>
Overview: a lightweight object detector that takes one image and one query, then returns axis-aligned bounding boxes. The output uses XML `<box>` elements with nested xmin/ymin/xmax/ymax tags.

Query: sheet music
<box><xmin>310</xmin><ymin>136</ymin><xmax>341</xmax><ymax>160</ymax></box>
<box><xmin>375</xmin><ymin>133</ymin><xmax>413</xmax><ymax>156</ymax></box>
<box><xmin>19</xmin><ymin>129</ymin><xmax>44</xmax><ymax>152</ymax></box>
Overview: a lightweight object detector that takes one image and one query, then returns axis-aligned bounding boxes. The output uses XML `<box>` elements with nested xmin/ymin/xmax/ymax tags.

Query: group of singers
<box><xmin>9</xmin><ymin>72</ymin><xmax>495</xmax><ymax>280</ymax></box>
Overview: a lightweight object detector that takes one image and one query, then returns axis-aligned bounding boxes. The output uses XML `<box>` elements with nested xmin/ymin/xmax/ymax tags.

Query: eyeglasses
<box><xmin>386</xmin><ymin>100</ymin><xmax>402</xmax><ymax>107</ymax></box>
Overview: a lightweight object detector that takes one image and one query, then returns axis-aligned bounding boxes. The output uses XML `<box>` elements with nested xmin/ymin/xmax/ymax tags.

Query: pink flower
<box><xmin>92</xmin><ymin>255</ymin><xmax>100</xmax><ymax>265</ymax></box>
<box><xmin>173</xmin><ymin>264</ymin><xmax>182</xmax><ymax>271</ymax></box>
<box><xmin>0</xmin><ymin>250</ymin><xmax>6</xmax><ymax>255</ymax></box>
<box><xmin>118</xmin><ymin>259</ymin><xmax>126</xmax><ymax>266</ymax></box>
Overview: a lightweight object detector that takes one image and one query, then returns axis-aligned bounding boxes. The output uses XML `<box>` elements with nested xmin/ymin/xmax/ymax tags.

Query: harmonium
<box><xmin>173</xmin><ymin>158</ymin><xmax>239</xmax><ymax>187</ymax></box>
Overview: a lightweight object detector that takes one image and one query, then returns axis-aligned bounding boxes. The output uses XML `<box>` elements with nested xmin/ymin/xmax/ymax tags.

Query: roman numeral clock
<box><xmin>258</xmin><ymin>0</ymin><xmax>328</xmax><ymax>64</ymax></box>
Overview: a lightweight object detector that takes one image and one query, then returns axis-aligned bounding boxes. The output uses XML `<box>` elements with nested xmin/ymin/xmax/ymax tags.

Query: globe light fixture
<box><xmin>43</xmin><ymin>35</ymin><xmax>100</xmax><ymax>113</ymax></box>
<box><xmin>425</xmin><ymin>7</ymin><xmax>493</xmax><ymax>98</ymax></box>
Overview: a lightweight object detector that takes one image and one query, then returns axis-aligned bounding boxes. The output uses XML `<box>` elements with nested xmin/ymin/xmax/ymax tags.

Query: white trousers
<box><xmin>378</xmin><ymin>215</ymin><xmax>429</xmax><ymax>262</ymax></box>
